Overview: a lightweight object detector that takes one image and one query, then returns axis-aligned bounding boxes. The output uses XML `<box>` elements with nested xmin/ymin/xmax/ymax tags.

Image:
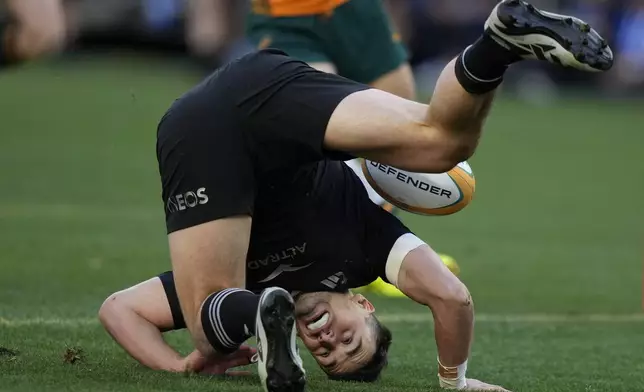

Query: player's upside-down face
<box><xmin>293</xmin><ymin>291</ymin><xmax>377</xmax><ymax>374</ymax></box>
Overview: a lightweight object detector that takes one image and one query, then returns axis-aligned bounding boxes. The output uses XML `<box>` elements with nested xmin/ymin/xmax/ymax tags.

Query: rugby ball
<box><xmin>362</xmin><ymin>160</ymin><xmax>475</xmax><ymax>216</ymax></box>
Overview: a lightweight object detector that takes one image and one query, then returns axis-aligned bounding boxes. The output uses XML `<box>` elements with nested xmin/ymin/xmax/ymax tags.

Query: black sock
<box><xmin>200</xmin><ymin>288</ymin><xmax>260</xmax><ymax>354</ymax></box>
<box><xmin>455</xmin><ymin>34</ymin><xmax>523</xmax><ymax>94</ymax></box>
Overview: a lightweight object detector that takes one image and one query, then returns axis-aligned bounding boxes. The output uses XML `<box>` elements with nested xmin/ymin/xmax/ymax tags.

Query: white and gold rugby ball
<box><xmin>362</xmin><ymin>160</ymin><xmax>475</xmax><ymax>215</ymax></box>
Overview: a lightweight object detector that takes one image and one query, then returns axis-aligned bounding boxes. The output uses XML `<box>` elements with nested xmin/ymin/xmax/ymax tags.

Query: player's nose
<box><xmin>318</xmin><ymin>329</ymin><xmax>336</xmax><ymax>344</ymax></box>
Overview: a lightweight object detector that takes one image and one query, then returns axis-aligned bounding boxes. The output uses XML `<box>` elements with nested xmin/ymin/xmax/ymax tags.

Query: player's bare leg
<box><xmin>307</xmin><ymin>60</ymin><xmax>394</xmax><ymax>209</ymax></box>
<box><xmin>308</xmin><ymin>60</ymin><xmax>427</xmax><ymax>299</ymax></box>
<box><xmin>1</xmin><ymin>0</ymin><xmax>66</xmax><ymax>67</ymax></box>
<box><xmin>323</xmin><ymin>0</ymin><xmax>613</xmax><ymax>174</ymax></box>
<box><xmin>349</xmin><ymin>63</ymin><xmax>420</xmax><ymax>297</ymax></box>
<box><xmin>168</xmin><ymin>218</ymin><xmax>253</xmax><ymax>354</ymax></box>
<box><xmin>169</xmin><ymin>218</ymin><xmax>305</xmax><ymax>392</ymax></box>
<box><xmin>350</xmin><ymin>62</ymin><xmax>417</xmax><ymax>210</ymax></box>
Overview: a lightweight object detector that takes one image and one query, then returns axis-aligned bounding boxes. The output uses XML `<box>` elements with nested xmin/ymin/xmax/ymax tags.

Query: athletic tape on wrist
<box><xmin>437</xmin><ymin>357</ymin><xmax>468</xmax><ymax>389</ymax></box>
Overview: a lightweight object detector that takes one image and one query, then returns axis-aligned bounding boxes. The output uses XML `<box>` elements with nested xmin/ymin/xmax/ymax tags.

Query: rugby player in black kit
<box><xmin>101</xmin><ymin>158</ymin><xmax>441</xmax><ymax>379</ymax></box>
<box><xmin>138</xmin><ymin>2</ymin><xmax>613</xmax><ymax>391</ymax></box>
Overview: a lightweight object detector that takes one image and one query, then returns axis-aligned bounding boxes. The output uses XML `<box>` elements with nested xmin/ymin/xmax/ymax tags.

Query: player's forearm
<box><xmin>431</xmin><ymin>293</ymin><xmax>474</xmax><ymax>366</ymax></box>
<box><xmin>99</xmin><ymin>304</ymin><xmax>184</xmax><ymax>372</ymax></box>
<box><xmin>395</xmin><ymin>245</ymin><xmax>474</xmax><ymax>366</ymax></box>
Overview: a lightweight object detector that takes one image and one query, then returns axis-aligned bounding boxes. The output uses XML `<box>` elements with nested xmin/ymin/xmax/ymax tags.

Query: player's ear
<box><xmin>351</xmin><ymin>294</ymin><xmax>375</xmax><ymax>313</ymax></box>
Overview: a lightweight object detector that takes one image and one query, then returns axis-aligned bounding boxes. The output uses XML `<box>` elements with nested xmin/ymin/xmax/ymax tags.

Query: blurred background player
<box><xmin>245</xmin><ymin>0</ymin><xmax>456</xmax><ymax>297</ymax></box>
<box><xmin>0</xmin><ymin>0</ymin><xmax>67</xmax><ymax>68</ymax></box>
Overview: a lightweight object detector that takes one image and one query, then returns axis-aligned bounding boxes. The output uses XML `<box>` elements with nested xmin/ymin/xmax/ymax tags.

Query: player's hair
<box><xmin>326</xmin><ymin>315</ymin><xmax>392</xmax><ymax>383</ymax></box>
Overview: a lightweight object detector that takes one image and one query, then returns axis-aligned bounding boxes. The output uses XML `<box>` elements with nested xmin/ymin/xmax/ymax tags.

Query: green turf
<box><xmin>0</xmin><ymin>55</ymin><xmax>643</xmax><ymax>391</ymax></box>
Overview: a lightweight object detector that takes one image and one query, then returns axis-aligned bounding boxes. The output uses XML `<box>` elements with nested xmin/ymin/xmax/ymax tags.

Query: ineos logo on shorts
<box><xmin>166</xmin><ymin>187</ymin><xmax>209</xmax><ymax>213</ymax></box>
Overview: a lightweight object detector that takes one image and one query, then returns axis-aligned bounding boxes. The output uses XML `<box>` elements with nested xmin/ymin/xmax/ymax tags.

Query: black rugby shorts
<box><xmin>156</xmin><ymin>49</ymin><xmax>369</xmax><ymax>233</ymax></box>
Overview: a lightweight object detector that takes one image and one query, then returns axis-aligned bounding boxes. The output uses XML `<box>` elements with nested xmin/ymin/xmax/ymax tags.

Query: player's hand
<box><xmin>459</xmin><ymin>379</ymin><xmax>511</xmax><ymax>391</ymax></box>
<box><xmin>182</xmin><ymin>344</ymin><xmax>257</xmax><ymax>376</ymax></box>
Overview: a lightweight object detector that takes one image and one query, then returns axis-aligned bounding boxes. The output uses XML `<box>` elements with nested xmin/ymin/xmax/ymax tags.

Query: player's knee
<box><xmin>98</xmin><ymin>292</ymin><xmax>127</xmax><ymax>325</ymax></box>
<box><xmin>432</xmin><ymin>278</ymin><xmax>472</xmax><ymax>312</ymax></box>
<box><xmin>427</xmin><ymin>134</ymin><xmax>477</xmax><ymax>173</ymax></box>
<box><xmin>447</xmin><ymin>138</ymin><xmax>477</xmax><ymax>167</ymax></box>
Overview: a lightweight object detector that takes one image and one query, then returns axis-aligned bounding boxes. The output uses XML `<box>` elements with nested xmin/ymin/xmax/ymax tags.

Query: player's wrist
<box><xmin>437</xmin><ymin>357</ymin><xmax>468</xmax><ymax>389</ymax></box>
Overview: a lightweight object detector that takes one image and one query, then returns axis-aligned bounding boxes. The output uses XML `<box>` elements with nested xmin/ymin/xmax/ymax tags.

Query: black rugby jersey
<box><xmin>158</xmin><ymin>159</ymin><xmax>413</xmax><ymax>328</ymax></box>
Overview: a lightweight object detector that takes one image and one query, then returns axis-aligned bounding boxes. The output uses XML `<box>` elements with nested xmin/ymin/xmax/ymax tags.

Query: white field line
<box><xmin>2</xmin><ymin>313</ymin><xmax>644</xmax><ymax>328</ymax></box>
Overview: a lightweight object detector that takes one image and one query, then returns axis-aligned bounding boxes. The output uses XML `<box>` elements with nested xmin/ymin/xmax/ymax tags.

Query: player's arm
<box><xmin>385</xmin><ymin>240</ymin><xmax>475</xmax><ymax>389</ymax></box>
<box><xmin>98</xmin><ymin>275</ymin><xmax>187</xmax><ymax>372</ymax></box>
<box><xmin>99</xmin><ymin>272</ymin><xmax>256</xmax><ymax>374</ymax></box>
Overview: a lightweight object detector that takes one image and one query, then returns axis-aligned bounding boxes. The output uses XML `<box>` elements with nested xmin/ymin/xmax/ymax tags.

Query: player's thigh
<box><xmin>323</xmin><ymin>0</ymin><xmax>409</xmax><ymax>87</ymax></box>
<box><xmin>168</xmin><ymin>217</ymin><xmax>251</xmax><ymax>316</ymax></box>
<box><xmin>234</xmin><ymin>49</ymin><xmax>449</xmax><ymax>172</ymax></box>
<box><xmin>157</xmin><ymin>98</ymin><xmax>255</xmax><ymax>306</ymax></box>
<box><xmin>8</xmin><ymin>0</ymin><xmax>65</xmax><ymax>26</ymax></box>
<box><xmin>7</xmin><ymin>0</ymin><xmax>66</xmax><ymax>55</ymax></box>
<box><xmin>324</xmin><ymin>88</ymin><xmax>450</xmax><ymax>171</ymax></box>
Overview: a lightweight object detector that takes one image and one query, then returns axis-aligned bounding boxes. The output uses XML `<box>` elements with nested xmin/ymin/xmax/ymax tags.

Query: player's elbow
<box><xmin>429</xmin><ymin>280</ymin><xmax>473</xmax><ymax>315</ymax></box>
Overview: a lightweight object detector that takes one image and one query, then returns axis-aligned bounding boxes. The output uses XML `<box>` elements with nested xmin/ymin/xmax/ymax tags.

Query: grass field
<box><xmin>0</xmin><ymin>54</ymin><xmax>643</xmax><ymax>392</ymax></box>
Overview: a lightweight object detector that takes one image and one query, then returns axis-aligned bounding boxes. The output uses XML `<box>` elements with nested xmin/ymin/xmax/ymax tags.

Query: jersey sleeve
<box><xmin>158</xmin><ymin>271</ymin><xmax>186</xmax><ymax>330</ymax></box>
<box><xmin>361</xmin><ymin>203</ymin><xmax>416</xmax><ymax>285</ymax></box>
